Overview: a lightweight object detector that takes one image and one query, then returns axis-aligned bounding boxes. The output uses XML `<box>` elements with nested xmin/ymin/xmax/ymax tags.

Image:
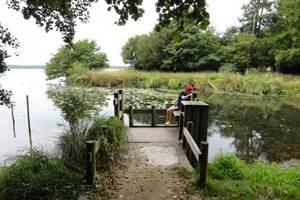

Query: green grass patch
<box><xmin>69</xmin><ymin>68</ymin><xmax>300</xmax><ymax>97</ymax></box>
<box><xmin>0</xmin><ymin>150</ymin><xmax>82</xmax><ymax>200</ymax></box>
<box><xmin>198</xmin><ymin>154</ymin><xmax>300</xmax><ymax>200</ymax></box>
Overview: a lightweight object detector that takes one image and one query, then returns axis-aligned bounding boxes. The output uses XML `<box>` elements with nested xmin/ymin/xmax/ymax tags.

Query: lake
<box><xmin>1</xmin><ymin>69</ymin><xmax>300</xmax><ymax>164</ymax></box>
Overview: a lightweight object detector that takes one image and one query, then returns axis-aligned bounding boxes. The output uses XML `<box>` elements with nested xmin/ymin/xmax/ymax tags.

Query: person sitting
<box><xmin>164</xmin><ymin>85</ymin><xmax>193</xmax><ymax>125</ymax></box>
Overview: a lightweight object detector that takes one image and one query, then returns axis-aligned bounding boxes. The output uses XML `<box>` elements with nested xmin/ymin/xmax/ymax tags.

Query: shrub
<box><xmin>58</xmin><ymin>117</ymin><xmax>127</xmax><ymax>170</ymax></box>
<box><xmin>0</xmin><ymin>150</ymin><xmax>82</xmax><ymax>200</ymax></box>
<box><xmin>208</xmin><ymin>153</ymin><xmax>245</xmax><ymax>180</ymax></box>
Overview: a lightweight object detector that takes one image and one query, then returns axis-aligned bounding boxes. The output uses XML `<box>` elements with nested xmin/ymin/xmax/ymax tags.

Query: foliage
<box><xmin>122</xmin><ymin>27</ymin><xmax>174</xmax><ymax>70</ymax></box>
<box><xmin>0</xmin><ymin>150</ymin><xmax>82</xmax><ymax>200</ymax></box>
<box><xmin>120</xmin><ymin>0</ymin><xmax>300</xmax><ymax>74</ymax></box>
<box><xmin>49</xmin><ymin>85</ymin><xmax>126</xmax><ymax>169</ymax></box>
<box><xmin>198</xmin><ymin>154</ymin><xmax>300</xmax><ymax>200</ymax></box>
<box><xmin>86</xmin><ymin>117</ymin><xmax>127</xmax><ymax>169</ymax></box>
<box><xmin>58</xmin><ymin>117</ymin><xmax>127</xmax><ymax>170</ymax></box>
<box><xmin>47</xmin><ymin>87</ymin><xmax>96</xmax><ymax>132</ymax></box>
<box><xmin>69</xmin><ymin>68</ymin><xmax>300</xmax><ymax>97</ymax></box>
<box><xmin>271</xmin><ymin>0</ymin><xmax>300</xmax><ymax>74</ymax></box>
<box><xmin>162</xmin><ymin>28</ymin><xmax>221</xmax><ymax>71</ymax></box>
<box><xmin>240</xmin><ymin>0</ymin><xmax>275</xmax><ymax>35</ymax></box>
<box><xmin>46</xmin><ymin>39</ymin><xmax>108</xmax><ymax>79</ymax></box>
<box><xmin>221</xmin><ymin>33</ymin><xmax>257</xmax><ymax>72</ymax></box>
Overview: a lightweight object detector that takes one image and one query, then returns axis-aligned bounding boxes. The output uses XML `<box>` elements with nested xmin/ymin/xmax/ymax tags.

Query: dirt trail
<box><xmin>106</xmin><ymin>143</ymin><xmax>202</xmax><ymax>200</ymax></box>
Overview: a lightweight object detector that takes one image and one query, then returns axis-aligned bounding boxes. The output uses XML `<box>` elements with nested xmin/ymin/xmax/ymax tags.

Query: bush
<box><xmin>0</xmin><ymin>150</ymin><xmax>82</xmax><ymax>200</ymax></box>
<box><xmin>58</xmin><ymin>117</ymin><xmax>127</xmax><ymax>170</ymax></box>
<box><xmin>208</xmin><ymin>153</ymin><xmax>245</xmax><ymax>180</ymax></box>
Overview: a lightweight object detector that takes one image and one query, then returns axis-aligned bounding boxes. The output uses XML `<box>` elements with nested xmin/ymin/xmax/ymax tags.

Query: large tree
<box><xmin>240</xmin><ymin>0</ymin><xmax>275</xmax><ymax>36</ymax></box>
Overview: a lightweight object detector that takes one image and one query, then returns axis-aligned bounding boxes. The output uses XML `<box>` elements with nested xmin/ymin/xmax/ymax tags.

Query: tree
<box><xmin>221</xmin><ymin>33</ymin><xmax>257</xmax><ymax>72</ymax></box>
<box><xmin>122</xmin><ymin>27</ymin><xmax>174</xmax><ymax>70</ymax></box>
<box><xmin>271</xmin><ymin>0</ymin><xmax>300</xmax><ymax>74</ymax></box>
<box><xmin>46</xmin><ymin>39</ymin><xmax>108</xmax><ymax>79</ymax></box>
<box><xmin>240</xmin><ymin>0</ymin><xmax>275</xmax><ymax>36</ymax></box>
<box><xmin>162</xmin><ymin>28</ymin><xmax>222</xmax><ymax>71</ymax></box>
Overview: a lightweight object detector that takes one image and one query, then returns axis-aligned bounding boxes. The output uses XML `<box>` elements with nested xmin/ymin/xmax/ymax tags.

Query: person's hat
<box><xmin>184</xmin><ymin>85</ymin><xmax>193</xmax><ymax>91</ymax></box>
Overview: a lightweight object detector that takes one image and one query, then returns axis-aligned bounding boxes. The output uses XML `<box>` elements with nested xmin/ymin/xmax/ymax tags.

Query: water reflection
<box><xmin>206</xmin><ymin>97</ymin><xmax>300</xmax><ymax>162</ymax></box>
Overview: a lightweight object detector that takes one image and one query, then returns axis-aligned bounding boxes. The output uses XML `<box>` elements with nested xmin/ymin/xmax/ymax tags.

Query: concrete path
<box><xmin>104</xmin><ymin>128</ymin><xmax>202</xmax><ymax>200</ymax></box>
<box><xmin>127</xmin><ymin>127</ymin><xmax>192</xmax><ymax>170</ymax></box>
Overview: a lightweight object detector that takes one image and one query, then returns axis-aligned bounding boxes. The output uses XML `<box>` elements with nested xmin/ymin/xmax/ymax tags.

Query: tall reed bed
<box><xmin>69</xmin><ymin>67</ymin><xmax>300</xmax><ymax>97</ymax></box>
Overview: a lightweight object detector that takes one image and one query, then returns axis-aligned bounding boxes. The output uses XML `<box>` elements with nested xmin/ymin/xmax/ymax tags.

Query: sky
<box><xmin>0</xmin><ymin>0</ymin><xmax>249</xmax><ymax>66</ymax></box>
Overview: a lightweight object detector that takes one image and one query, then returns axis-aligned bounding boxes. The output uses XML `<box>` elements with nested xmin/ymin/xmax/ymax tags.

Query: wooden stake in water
<box><xmin>26</xmin><ymin>95</ymin><xmax>32</xmax><ymax>149</ymax></box>
<box><xmin>11</xmin><ymin>104</ymin><xmax>16</xmax><ymax>138</ymax></box>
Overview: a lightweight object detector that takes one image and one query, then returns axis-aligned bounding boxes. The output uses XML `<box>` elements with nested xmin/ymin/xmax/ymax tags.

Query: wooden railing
<box><xmin>179</xmin><ymin>101</ymin><xmax>209</xmax><ymax>188</ymax></box>
<box><xmin>124</xmin><ymin>106</ymin><xmax>178</xmax><ymax>127</ymax></box>
<box><xmin>182</xmin><ymin>121</ymin><xmax>208</xmax><ymax>188</ymax></box>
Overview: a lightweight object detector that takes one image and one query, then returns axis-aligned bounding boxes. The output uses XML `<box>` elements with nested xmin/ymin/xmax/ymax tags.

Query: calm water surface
<box><xmin>1</xmin><ymin>69</ymin><xmax>300</xmax><ymax>164</ymax></box>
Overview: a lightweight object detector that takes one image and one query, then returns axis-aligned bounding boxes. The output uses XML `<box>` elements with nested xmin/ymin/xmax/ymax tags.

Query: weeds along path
<box><xmin>106</xmin><ymin>128</ymin><xmax>202</xmax><ymax>200</ymax></box>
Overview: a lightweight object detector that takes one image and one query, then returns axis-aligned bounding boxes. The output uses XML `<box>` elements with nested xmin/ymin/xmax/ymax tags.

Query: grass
<box><xmin>191</xmin><ymin>154</ymin><xmax>300</xmax><ymax>200</ymax></box>
<box><xmin>69</xmin><ymin>68</ymin><xmax>300</xmax><ymax>97</ymax></box>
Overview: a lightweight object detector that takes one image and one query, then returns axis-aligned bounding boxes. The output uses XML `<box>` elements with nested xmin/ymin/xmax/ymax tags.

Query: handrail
<box><xmin>183</xmin><ymin>127</ymin><xmax>202</xmax><ymax>161</ymax></box>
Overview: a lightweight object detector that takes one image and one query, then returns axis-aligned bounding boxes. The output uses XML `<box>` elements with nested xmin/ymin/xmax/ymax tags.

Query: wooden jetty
<box><xmin>86</xmin><ymin>90</ymin><xmax>209</xmax><ymax>189</ymax></box>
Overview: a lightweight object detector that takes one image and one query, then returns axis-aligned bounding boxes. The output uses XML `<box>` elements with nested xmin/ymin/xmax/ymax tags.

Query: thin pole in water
<box><xmin>11</xmin><ymin>104</ymin><xmax>16</xmax><ymax>138</ymax></box>
<box><xmin>26</xmin><ymin>95</ymin><xmax>32</xmax><ymax>149</ymax></box>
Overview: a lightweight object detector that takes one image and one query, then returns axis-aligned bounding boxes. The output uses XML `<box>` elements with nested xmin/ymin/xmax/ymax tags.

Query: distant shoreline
<box><xmin>7</xmin><ymin>65</ymin><xmax>126</xmax><ymax>70</ymax></box>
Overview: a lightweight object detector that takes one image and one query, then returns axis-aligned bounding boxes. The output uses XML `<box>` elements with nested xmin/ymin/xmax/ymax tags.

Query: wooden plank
<box><xmin>183</xmin><ymin>127</ymin><xmax>201</xmax><ymax>162</ymax></box>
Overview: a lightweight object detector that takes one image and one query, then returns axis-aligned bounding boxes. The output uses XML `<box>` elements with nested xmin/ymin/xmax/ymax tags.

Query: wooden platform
<box><xmin>127</xmin><ymin>128</ymin><xmax>179</xmax><ymax>143</ymax></box>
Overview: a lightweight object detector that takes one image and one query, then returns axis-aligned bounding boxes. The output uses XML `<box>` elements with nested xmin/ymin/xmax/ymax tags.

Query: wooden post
<box><xmin>113</xmin><ymin>92</ymin><xmax>119</xmax><ymax>118</ymax></box>
<box><xmin>129</xmin><ymin>105</ymin><xmax>133</xmax><ymax>127</ymax></box>
<box><xmin>26</xmin><ymin>95</ymin><xmax>32</xmax><ymax>149</ymax></box>
<box><xmin>118</xmin><ymin>90</ymin><xmax>124</xmax><ymax>122</ymax></box>
<box><xmin>192</xmin><ymin>93</ymin><xmax>197</xmax><ymax>101</ymax></box>
<box><xmin>199</xmin><ymin>142</ymin><xmax>209</xmax><ymax>188</ymax></box>
<box><xmin>186</xmin><ymin>121</ymin><xmax>193</xmax><ymax>164</ymax></box>
<box><xmin>199</xmin><ymin>105</ymin><xmax>209</xmax><ymax>143</ymax></box>
<box><xmin>86</xmin><ymin>140</ymin><xmax>97</xmax><ymax>185</ymax></box>
<box><xmin>151</xmin><ymin>105</ymin><xmax>156</xmax><ymax>127</ymax></box>
<box><xmin>179</xmin><ymin>112</ymin><xmax>184</xmax><ymax>141</ymax></box>
<box><xmin>11</xmin><ymin>105</ymin><xmax>16</xmax><ymax>138</ymax></box>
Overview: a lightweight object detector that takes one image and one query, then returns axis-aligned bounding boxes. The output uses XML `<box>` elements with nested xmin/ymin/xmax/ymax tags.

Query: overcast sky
<box><xmin>0</xmin><ymin>0</ymin><xmax>249</xmax><ymax>66</ymax></box>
